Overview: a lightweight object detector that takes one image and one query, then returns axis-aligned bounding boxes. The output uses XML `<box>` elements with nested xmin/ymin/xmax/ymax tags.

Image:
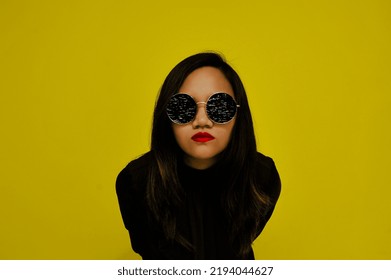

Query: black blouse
<box><xmin>116</xmin><ymin>151</ymin><xmax>281</xmax><ymax>260</ymax></box>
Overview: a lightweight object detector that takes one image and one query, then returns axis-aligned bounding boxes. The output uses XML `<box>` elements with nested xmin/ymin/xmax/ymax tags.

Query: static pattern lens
<box><xmin>206</xmin><ymin>93</ymin><xmax>237</xmax><ymax>123</ymax></box>
<box><xmin>166</xmin><ymin>94</ymin><xmax>196</xmax><ymax>124</ymax></box>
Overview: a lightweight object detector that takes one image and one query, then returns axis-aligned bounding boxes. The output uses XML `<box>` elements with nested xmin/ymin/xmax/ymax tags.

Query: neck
<box><xmin>184</xmin><ymin>156</ymin><xmax>217</xmax><ymax>170</ymax></box>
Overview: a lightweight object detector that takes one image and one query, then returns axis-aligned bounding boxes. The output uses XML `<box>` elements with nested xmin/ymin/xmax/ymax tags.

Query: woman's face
<box><xmin>172</xmin><ymin>66</ymin><xmax>236</xmax><ymax>170</ymax></box>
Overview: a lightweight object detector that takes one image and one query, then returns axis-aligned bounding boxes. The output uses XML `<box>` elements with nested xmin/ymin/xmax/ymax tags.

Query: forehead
<box><xmin>179</xmin><ymin>66</ymin><xmax>234</xmax><ymax>100</ymax></box>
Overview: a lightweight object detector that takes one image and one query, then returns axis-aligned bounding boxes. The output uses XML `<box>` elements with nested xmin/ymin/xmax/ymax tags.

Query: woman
<box><xmin>116</xmin><ymin>52</ymin><xmax>281</xmax><ymax>259</ymax></box>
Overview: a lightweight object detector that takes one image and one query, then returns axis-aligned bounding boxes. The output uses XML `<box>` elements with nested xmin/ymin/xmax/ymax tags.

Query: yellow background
<box><xmin>1</xmin><ymin>0</ymin><xmax>390</xmax><ymax>259</ymax></box>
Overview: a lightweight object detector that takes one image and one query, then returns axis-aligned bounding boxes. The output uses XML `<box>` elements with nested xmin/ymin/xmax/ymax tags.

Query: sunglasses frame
<box><xmin>166</xmin><ymin>92</ymin><xmax>240</xmax><ymax>125</ymax></box>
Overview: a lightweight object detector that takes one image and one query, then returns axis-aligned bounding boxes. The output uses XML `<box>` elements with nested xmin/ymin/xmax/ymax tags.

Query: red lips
<box><xmin>191</xmin><ymin>132</ymin><xmax>215</xmax><ymax>142</ymax></box>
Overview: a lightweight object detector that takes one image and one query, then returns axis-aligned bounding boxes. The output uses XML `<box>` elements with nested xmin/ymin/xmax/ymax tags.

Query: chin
<box><xmin>189</xmin><ymin>151</ymin><xmax>222</xmax><ymax>163</ymax></box>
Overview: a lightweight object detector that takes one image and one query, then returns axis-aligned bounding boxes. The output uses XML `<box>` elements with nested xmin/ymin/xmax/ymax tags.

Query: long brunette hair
<box><xmin>147</xmin><ymin>52</ymin><xmax>271</xmax><ymax>256</ymax></box>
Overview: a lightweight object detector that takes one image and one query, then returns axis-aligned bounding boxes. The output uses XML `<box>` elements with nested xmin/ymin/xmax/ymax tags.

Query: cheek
<box><xmin>217</xmin><ymin>118</ymin><xmax>235</xmax><ymax>134</ymax></box>
<box><xmin>172</xmin><ymin>125</ymin><xmax>190</xmax><ymax>146</ymax></box>
<box><xmin>217</xmin><ymin>123</ymin><xmax>235</xmax><ymax>143</ymax></box>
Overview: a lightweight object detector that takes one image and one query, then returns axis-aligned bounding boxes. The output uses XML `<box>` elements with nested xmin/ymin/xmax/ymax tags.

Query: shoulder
<box><xmin>115</xmin><ymin>152</ymin><xmax>154</xmax><ymax>233</ymax></box>
<box><xmin>255</xmin><ymin>152</ymin><xmax>274</xmax><ymax>169</ymax></box>
<box><xmin>116</xmin><ymin>151</ymin><xmax>154</xmax><ymax>194</ymax></box>
<box><xmin>255</xmin><ymin>152</ymin><xmax>281</xmax><ymax>202</ymax></box>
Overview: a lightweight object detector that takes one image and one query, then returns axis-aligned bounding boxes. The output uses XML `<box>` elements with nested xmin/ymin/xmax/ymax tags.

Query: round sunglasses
<box><xmin>166</xmin><ymin>92</ymin><xmax>240</xmax><ymax>124</ymax></box>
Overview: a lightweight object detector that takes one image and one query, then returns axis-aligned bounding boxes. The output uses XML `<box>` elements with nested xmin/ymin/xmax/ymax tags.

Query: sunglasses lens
<box><xmin>166</xmin><ymin>94</ymin><xmax>196</xmax><ymax>124</ymax></box>
<box><xmin>206</xmin><ymin>93</ymin><xmax>238</xmax><ymax>123</ymax></box>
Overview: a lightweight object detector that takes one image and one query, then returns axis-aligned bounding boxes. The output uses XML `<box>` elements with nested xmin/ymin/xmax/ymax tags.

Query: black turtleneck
<box><xmin>116</xmin><ymin>151</ymin><xmax>281</xmax><ymax>260</ymax></box>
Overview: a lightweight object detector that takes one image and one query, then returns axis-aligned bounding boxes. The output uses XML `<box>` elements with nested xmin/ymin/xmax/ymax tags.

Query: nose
<box><xmin>192</xmin><ymin>102</ymin><xmax>213</xmax><ymax>128</ymax></box>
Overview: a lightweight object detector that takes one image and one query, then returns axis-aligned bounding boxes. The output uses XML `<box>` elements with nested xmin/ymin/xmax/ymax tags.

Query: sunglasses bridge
<box><xmin>196</xmin><ymin>101</ymin><xmax>207</xmax><ymax>106</ymax></box>
<box><xmin>196</xmin><ymin>101</ymin><xmax>240</xmax><ymax>108</ymax></box>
